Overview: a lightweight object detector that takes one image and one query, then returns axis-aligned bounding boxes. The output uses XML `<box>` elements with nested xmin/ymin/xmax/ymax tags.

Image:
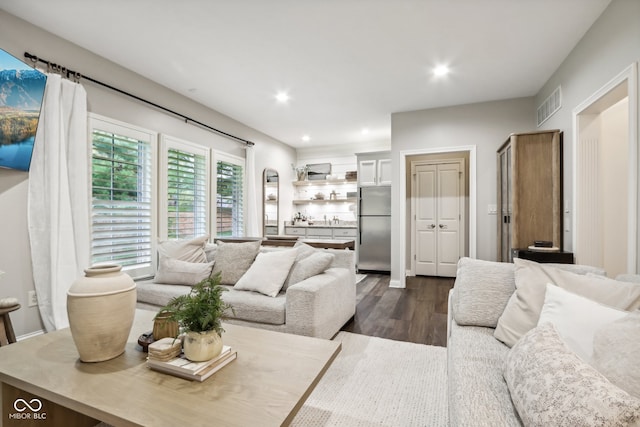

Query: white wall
<box><xmin>535</xmin><ymin>0</ymin><xmax>640</xmax><ymax>253</ymax></box>
<box><xmin>390</xmin><ymin>97</ymin><xmax>535</xmax><ymax>283</ymax></box>
<box><xmin>0</xmin><ymin>10</ymin><xmax>296</xmax><ymax>337</ymax></box>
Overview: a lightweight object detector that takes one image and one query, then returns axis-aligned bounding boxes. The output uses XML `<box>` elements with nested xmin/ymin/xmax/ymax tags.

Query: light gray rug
<box><xmin>292</xmin><ymin>332</ymin><xmax>448</xmax><ymax>426</ymax></box>
<box><xmin>355</xmin><ymin>274</ymin><xmax>367</xmax><ymax>284</ymax></box>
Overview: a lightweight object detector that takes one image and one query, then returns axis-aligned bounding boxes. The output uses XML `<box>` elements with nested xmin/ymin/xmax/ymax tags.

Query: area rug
<box><xmin>291</xmin><ymin>332</ymin><xmax>448</xmax><ymax>426</ymax></box>
<box><xmin>355</xmin><ymin>273</ymin><xmax>367</xmax><ymax>284</ymax></box>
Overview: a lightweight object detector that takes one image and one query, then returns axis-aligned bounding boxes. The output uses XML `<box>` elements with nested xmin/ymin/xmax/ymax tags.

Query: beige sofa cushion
<box><xmin>494</xmin><ymin>258</ymin><xmax>640</xmax><ymax>347</ymax></box>
<box><xmin>157</xmin><ymin>235</ymin><xmax>209</xmax><ymax>262</ymax></box>
<box><xmin>452</xmin><ymin>257</ymin><xmax>515</xmax><ymax>328</ymax></box>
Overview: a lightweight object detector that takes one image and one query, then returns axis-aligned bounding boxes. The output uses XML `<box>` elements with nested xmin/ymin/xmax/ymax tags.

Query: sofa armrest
<box><xmin>447</xmin><ymin>288</ymin><xmax>455</xmax><ymax>348</ymax></box>
<box><xmin>285</xmin><ymin>267</ymin><xmax>356</xmax><ymax>339</ymax></box>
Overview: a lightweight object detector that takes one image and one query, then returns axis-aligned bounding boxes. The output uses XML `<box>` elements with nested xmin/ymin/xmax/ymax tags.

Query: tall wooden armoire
<box><xmin>497</xmin><ymin>130</ymin><xmax>563</xmax><ymax>262</ymax></box>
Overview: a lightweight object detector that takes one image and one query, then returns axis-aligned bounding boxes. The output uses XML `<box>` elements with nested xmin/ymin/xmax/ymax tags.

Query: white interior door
<box><xmin>413</xmin><ymin>161</ymin><xmax>462</xmax><ymax>277</ymax></box>
<box><xmin>415</xmin><ymin>165</ymin><xmax>437</xmax><ymax>276</ymax></box>
<box><xmin>436</xmin><ymin>163</ymin><xmax>461</xmax><ymax>277</ymax></box>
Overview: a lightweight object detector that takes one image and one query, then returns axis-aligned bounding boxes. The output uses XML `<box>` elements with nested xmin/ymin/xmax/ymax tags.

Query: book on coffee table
<box><xmin>148</xmin><ymin>345</ymin><xmax>237</xmax><ymax>381</ymax></box>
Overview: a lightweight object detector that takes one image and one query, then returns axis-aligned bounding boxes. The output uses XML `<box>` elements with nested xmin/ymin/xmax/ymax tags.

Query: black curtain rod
<box><xmin>24</xmin><ymin>52</ymin><xmax>255</xmax><ymax>147</ymax></box>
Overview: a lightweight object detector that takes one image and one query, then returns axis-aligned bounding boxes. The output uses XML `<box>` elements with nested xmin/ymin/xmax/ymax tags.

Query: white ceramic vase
<box><xmin>67</xmin><ymin>264</ymin><xmax>137</xmax><ymax>363</ymax></box>
<box><xmin>183</xmin><ymin>330</ymin><xmax>223</xmax><ymax>362</ymax></box>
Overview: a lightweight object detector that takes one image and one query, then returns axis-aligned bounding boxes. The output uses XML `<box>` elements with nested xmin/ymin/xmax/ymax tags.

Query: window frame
<box><xmin>158</xmin><ymin>134</ymin><xmax>211</xmax><ymax>241</ymax></box>
<box><xmin>213</xmin><ymin>150</ymin><xmax>246</xmax><ymax>238</ymax></box>
<box><xmin>88</xmin><ymin>113</ymin><xmax>158</xmax><ymax>279</ymax></box>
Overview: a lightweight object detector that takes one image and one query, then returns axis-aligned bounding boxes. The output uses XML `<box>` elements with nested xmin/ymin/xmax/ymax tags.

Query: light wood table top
<box><xmin>0</xmin><ymin>309</ymin><xmax>341</xmax><ymax>427</ymax></box>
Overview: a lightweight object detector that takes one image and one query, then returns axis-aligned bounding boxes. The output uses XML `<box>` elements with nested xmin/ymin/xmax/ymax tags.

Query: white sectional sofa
<box><xmin>447</xmin><ymin>257</ymin><xmax>640</xmax><ymax>426</ymax></box>
<box><xmin>136</xmin><ymin>238</ymin><xmax>356</xmax><ymax>340</ymax></box>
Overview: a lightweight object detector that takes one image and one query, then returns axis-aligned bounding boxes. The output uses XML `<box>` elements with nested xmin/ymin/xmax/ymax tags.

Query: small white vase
<box><xmin>67</xmin><ymin>264</ymin><xmax>136</xmax><ymax>362</ymax></box>
<box><xmin>183</xmin><ymin>330</ymin><xmax>223</xmax><ymax>362</ymax></box>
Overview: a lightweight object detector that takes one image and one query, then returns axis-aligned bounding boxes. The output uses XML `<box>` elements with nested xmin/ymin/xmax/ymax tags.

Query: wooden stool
<box><xmin>0</xmin><ymin>304</ymin><xmax>20</xmax><ymax>346</ymax></box>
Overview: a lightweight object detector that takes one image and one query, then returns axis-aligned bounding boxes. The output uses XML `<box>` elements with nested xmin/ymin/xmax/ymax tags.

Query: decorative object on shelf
<box><xmin>156</xmin><ymin>273</ymin><xmax>232</xmax><ymax>362</ymax></box>
<box><xmin>330</xmin><ymin>190</ymin><xmax>338</xmax><ymax>200</ymax></box>
<box><xmin>345</xmin><ymin>171</ymin><xmax>357</xmax><ymax>181</ymax></box>
<box><xmin>267</xmin><ymin>193</ymin><xmax>277</xmax><ymax>201</ymax></box>
<box><xmin>292</xmin><ymin>163</ymin><xmax>308</xmax><ymax>181</ymax></box>
<box><xmin>314</xmin><ymin>192</ymin><xmax>325</xmax><ymax>200</ymax></box>
<box><xmin>67</xmin><ymin>264</ymin><xmax>137</xmax><ymax>362</ymax></box>
<box><xmin>307</xmin><ymin>163</ymin><xmax>331</xmax><ymax>181</ymax></box>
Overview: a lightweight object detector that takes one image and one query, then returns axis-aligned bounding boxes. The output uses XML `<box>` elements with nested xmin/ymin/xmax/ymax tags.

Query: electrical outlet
<box><xmin>28</xmin><ymin>290</ymin><xmax>38</xmax><ymax>307</ymax></box>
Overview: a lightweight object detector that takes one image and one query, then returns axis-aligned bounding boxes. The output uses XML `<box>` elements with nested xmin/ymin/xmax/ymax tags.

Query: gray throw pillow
<box><xmin>211</xmin><ymin>240</ymin><xmax>261</xmax><ymax>285</ymax></box>
<box><xmin>285</xmin><ymin>251</ymin><xmax>335</xmax><ymax>288</ymax></box>
<box><xmin>592</xmin><ymin>310</ymin><xmax>640</xmax><ymax>398</ymax></box>
<box><xmin>154</xmin><ymin>256</ymin><xmax>214</xmax><ymax>285</ymax></box>
<box><xmin>452</xmin><ymin>257</ymin><xmax>515</xmax><ymax>328</ymax></box>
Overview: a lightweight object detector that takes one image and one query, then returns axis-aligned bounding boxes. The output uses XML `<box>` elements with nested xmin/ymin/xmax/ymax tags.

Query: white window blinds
<box><xmin>90</xmin><ymin>119</ymin><xmax>156</xmax><ymax>278</ymax></box>
<box><xmin>216</xmin><ymin>155</ymin><xmax>244</xmax><ymax>237</ymax></box>
<box><xmin>161</xmin><ymin>137</ymin><xmax>209</xmax><ymax>239</ymax></box>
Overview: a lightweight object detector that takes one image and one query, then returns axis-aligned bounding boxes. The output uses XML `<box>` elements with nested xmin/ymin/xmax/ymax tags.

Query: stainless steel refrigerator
<box><xmin>357</xmin><ymin>186</ymin><xmax>391</xmax><ymax>272</ymax></box>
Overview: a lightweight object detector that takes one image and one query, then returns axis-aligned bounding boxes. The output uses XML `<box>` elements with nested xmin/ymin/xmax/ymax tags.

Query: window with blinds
<box><xmin>216</xmin><ymin>159</ymin><xmax>244</xmax><ymax>237</ymax></box>
<box><xmin>90</xmin><ymin>118</ymin><xmax>155</xmax><ymax>278</ymax></box>
<box><xmin>166</xmin><ymin>148</ymin><xmax>207</xmax><ymax>239</ymax></box>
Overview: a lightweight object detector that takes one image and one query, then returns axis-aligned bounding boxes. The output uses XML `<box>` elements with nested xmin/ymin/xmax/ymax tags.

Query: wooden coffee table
<box><xmin>0</xmin><ymin>309</ymin><xmax>340</xmax><ymax>426</ymax></box>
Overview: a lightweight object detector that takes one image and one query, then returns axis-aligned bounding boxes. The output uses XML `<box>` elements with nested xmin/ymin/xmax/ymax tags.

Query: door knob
<box><xmin>439</xmin><ymin>224</ymin><xmax>447</xmax><ymax>229</ymax></box>
<box><xmin>428</xmin><ymin>224</ymin><xmax>436</xmax><ymax>229</ymax></box>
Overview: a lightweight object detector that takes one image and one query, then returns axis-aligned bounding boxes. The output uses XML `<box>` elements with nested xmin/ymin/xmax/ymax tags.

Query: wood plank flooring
<box><xmin>341</xmin><ymin>274</ymin><xmax>454</xmax><ymax>347</ymax></box>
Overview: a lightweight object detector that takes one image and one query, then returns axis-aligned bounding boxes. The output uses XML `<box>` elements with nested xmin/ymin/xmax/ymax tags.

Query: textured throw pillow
<box><xmin>211</xmin><ymin>240</ymin><xmax>261</xmax><ymax>285</ymax></box>
<box><xmin>494</xmin><ymin>258</ymin><xmax>640</xmax><ymax>347</ymax></box>
<box><xmin>452</xmin><ymin>257</ymin><xmax>515</xmax><ymax>328</ymax></box>
<box><xmin>204</xmin><ymin>243</ymin><xmax>217</xmax><ymax>263</ymax></box>
<box><xmin>154</xmin><ymin>256</ymin><xmax>214</xmax><ymax>285</ymax></box>
<box><xmin>592</xmin><ymin>311</ymin><xmax>640</xmax><ymax>399</ymax></box>
<box><xmin>504</xmin><ymin>323</ymin><xmax>640</xmax><ymax>427</ymax></box>
<box><xmin>285</xmin><ymin>251</ymin><xmax>335</xmax><ymax>288</ymax></box>
<box><xmin>157</xmin><ymin>234</ymin><xmax>209</xmax><ymax>263</ymax></box>
<box><xmin>281</xmin><ymin>242</ymin><xmax>328</xmax><ymax>290</ymax></box>
<box><xmin>537</xmin><ymin>284</ymin><xmax>628</xmax><ymax>361</ymax></box>
<box><xmin>234</xmin><ymin>248</ymin><xmax>298</xmax><ymax>297</ymax></box>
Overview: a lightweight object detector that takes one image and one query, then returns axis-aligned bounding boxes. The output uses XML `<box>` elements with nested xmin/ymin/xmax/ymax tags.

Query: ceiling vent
<box><xmin>537</xmin><ymin>86</ymin><xmax>562</xmax><ymax>127</ymax></box>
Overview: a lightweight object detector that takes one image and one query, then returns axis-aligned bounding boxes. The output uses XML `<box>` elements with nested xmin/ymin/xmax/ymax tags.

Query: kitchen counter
<box><xmin>286</xmin><ymin>223</ymin><xmax>357</xmax><ymax>228</ymax></box>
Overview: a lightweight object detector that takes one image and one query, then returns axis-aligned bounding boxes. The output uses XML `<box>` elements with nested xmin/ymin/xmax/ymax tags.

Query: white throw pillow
<box><xmin>504</xmin><ymin>323</ymin><xmax>640</xmax><ymax>427</ymax></box>
<box><xmin>494</xmin><ymin>258</ymin><xmax>640</xmax><ymax>347</ymax></box>
<box><xmin>592</xmin><ymin>310</ymin><xmax>640</xmax><ymax>399</ymax></box>
<box><xmin>154</xmin><ymin>256</ymin><xmax>214</xmax><ymax>285</ymax></box>
<box><xmin>537</xmin><ymin>284</ymin><xmax>628</xmax><ymax>361</ymax></box>
<box><xmin>282</xmin><ymin>242</ymin><xmax>330</xmax><ymax>290</ymax></box>
<box><xmin>157</xmin><ymin>235</ymin><xmax>209</xmax><ymax>263</ymax></box>
<box><xmin>234</xmin><ymin>248</ymin><xmax>298</xmax><ymax>297</ymax></box>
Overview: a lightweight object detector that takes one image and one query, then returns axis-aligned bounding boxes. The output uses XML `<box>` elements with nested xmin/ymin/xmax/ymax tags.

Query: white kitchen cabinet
<box><xmin>358</xmin><ymin>160</ymin><xmax>378</xmax><ymax>186</ymax></box>
<box><xmin>332</xmin><ymin>228</ymin><xmax>357</xmax><ymax>239</ymax></box>
<box><xmin>357</xmin><ymin>155</ymin><xmax>391</xmax><ymax>187</ymax></box>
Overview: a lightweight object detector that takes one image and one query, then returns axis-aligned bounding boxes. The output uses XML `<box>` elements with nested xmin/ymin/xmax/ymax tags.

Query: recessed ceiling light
<box><xmin>433</xmin><ymin>65</ymin><xmax>450</xmax><ymax>77</ymax></box>
<box><xmin>361</xmin><ymin>128</ymin><xmax>370</xmax><ymax>135</ymax></box>
<box><xmin>302</xmin><ymin>135</ymin><xmax>310</xmax><ymax>142</ymax></box>
<box><xmin>275</xmin><ymin>92</ymin><xmax>290</xmax><ymax>103</ymax></box>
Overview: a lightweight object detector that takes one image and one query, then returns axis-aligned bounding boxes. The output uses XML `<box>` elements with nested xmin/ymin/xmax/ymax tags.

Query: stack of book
<box><xmin>147</xmin><ymin>341</ymin><xmax>237</xmax><ymax>382</ymax></box>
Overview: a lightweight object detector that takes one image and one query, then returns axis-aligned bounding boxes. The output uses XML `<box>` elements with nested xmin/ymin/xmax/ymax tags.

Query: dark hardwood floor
<box><xmin>341</xmin><ymin>274</ymin><xmax>454</xmax><ymax>347</ymax></box>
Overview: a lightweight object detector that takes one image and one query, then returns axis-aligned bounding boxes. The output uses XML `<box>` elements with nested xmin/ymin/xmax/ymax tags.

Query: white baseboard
<box><xmin>389</xmin><ymin>279</ymin><xmax>404</xmax><ymax>288</ymax></box>
<box><xmin>17</xmin><ymin>329</ymin><xmax>45</xmax><ymax>342</ymax></box>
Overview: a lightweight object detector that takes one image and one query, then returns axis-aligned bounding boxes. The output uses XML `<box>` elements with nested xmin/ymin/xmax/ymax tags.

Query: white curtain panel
<box><xmin>28</xmin><ymin>74</ymin><xmax>90</xmax><ymax>332</ymax></box>
<box><xmin>245</xmin><ymin>145</ymin><xmax>259</xmax><ymax>237</ymax></box>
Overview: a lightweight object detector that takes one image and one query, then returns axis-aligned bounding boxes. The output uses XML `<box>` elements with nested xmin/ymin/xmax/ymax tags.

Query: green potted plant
<box><xmin>156</xmin><ymin>273</ymin><xmax>232</xmax><ymax>362</ymax></box>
